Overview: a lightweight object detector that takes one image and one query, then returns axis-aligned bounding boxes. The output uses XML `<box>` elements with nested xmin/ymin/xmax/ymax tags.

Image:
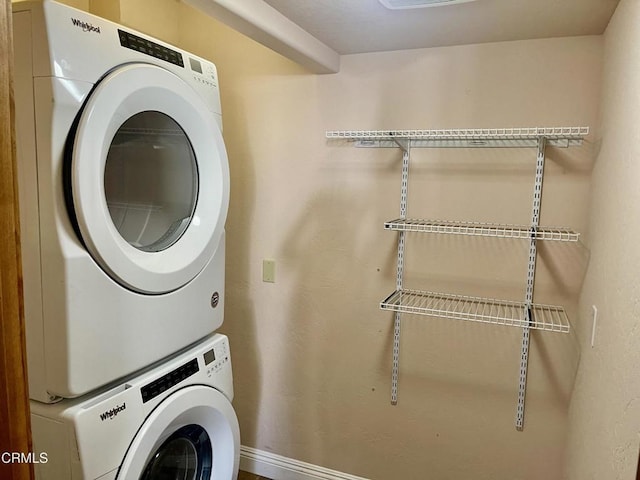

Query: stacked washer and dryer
<box><xmin>13</xmin><ymin>1</ymin><xmax>240</xmax><ymax>478</ymax></box>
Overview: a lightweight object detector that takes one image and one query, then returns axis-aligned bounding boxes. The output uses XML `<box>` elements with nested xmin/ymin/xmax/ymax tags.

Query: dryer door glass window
<box><xmin>141</xmin><ymin>424</ymin><xmax>212</xmax><ymax>480</ymax></box>
<box><xmin>104</xmin><ymin>111</ymin><xmax>198</xmax><ymax>253</ymax></box>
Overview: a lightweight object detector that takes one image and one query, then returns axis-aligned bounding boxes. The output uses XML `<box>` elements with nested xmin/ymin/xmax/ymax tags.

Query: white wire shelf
<box><xmin>326</xmin><ymin>126</ymin><xmax>589</xmax><ymax>148</ymax></box>
<box><xmin>380</xmin><ymin>289</ymin><xmax>570</xmax><ymax>333</ymax></box>
<box><xmin>384</xmin><ymin>218</ymin><xmax>580</xmax><ymax>242</ymax></box>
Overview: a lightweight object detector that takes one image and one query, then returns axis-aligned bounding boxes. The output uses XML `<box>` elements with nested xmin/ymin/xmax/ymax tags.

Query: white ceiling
<box><xmin>262</xmin><ymin>0</ymin><xmax>620</xmax><ymax>55</ymax></box>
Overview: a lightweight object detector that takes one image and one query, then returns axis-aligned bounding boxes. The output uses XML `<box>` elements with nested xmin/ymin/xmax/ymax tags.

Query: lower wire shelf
<box><xmin>380</xmin><ymin>289</ymin><xmax>570</xmax><ymax>333</ymax></box>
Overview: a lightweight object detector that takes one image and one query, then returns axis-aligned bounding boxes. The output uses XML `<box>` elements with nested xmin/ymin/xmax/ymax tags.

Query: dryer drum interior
<box><xmin>104</xmin><ymin>111</ymin><xmax>199</xmax><ymax>254</ymax></box>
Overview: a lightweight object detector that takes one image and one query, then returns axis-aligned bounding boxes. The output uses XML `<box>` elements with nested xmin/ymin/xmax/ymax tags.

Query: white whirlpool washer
<box><xmin>13</xmin><ymin>0</ymin><xmax>230</xmax><ymax>402</ymax></box>
<box><xmin>30</xmin><ymin>334</ymin><xmax>240</xmax><ymax>480</ymax></box>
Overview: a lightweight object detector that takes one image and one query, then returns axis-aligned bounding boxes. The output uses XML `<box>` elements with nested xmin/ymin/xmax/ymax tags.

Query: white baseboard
<box><xmin>239</xmin><ymin>446</ymin><xmax>371</xmax><ymax>480</ymax></box>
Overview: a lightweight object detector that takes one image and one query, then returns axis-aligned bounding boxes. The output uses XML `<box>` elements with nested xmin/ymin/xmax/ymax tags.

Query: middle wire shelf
<box><xmin>381</xmin><ymin>289</ymin><xmax>570</xmax><ymax>333</ymax></box>
<box><xmin>384</xmin><ymin>218</ymin><xmax>580</xmax><ymax>242</ymax></box>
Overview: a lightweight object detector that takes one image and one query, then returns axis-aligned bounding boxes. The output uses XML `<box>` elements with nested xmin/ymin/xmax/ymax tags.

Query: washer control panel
<box><xmin>205</xmin><ymin>338</ymin><xmax>229</xmax><ymax>377</ymax></box>
<box><xmin>139</xmin><ymin>336</ymin><xmax>231</xmax><ymax>404</ymax></box>
<box><xmin>141</xmin><ymin>358</ymin><xmax>199</xmax><ymax>403</ymax></box>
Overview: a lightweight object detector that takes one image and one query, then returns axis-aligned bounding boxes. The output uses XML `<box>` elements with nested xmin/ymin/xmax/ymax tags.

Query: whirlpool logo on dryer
<box><xmin>70</xmin><ymin>18</ymin><xmax>101</xmax><ymax>33</ymax></box>
<box><xmin>99</xmin><ymin>403</ymin><xmax>126</xmax><ymax>421</ymax></box>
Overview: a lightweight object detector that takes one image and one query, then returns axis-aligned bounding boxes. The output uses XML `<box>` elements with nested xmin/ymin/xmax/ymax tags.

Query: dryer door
<box><xmin>117</xmin><ymin>385</ymin><xmax>240</xmax><ymax>480</ymax></box>
<box><xmin>69</xmin><ymin>63</ymin><xmax>229</xmax><ymax>294</ymax></box>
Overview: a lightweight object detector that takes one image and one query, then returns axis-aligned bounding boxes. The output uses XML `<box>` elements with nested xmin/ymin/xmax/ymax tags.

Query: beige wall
<box><xmin>564</xmin><ymin>0</ymin><xmax>640</xmax><ymax>478</ymax></box>
<box><xmin>55</xmin><ymin>1</ymin><xmax>604</xmax><ymax>477</ymax></box>
<box><xmin>185</xmin><ymin>26</ymin><xmax>599</xmax><ymax>478</ymax></box>
<box><xmin>215</xmin><ymin>37</ymin><xmax>600</xmax><ymax>480</ymax></box>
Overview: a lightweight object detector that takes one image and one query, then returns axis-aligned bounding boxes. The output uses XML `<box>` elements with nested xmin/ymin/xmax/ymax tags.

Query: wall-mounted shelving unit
<box><xmin>326</xmin><ymin>126</ymin><xmax>589</xmax><ymax>431</ymax></box>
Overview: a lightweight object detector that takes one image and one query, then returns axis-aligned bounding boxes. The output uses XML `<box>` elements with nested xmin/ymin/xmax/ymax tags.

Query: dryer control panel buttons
<box><xmin>189</xmin><ymin>57</ymin><xmax>218</xmax><ymax>88</ymax></box>
<box><xmin>118</xmin><ymin>29</ymin><xmax>184</xmax><ymax>67</ymax></box>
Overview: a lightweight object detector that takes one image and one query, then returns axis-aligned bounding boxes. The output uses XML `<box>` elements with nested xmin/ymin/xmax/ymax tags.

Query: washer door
<box><xmin>117</xmin><ymin>386</ymin><xmax>240</xmax><ymax>480</ymax></box>
<box><xmin>70</xmin><ymin>63</ymin><xmax>229</xmax><ymax>294</ymax></box>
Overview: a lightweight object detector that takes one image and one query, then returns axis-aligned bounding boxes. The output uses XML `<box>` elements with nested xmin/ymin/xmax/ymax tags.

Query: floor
<box><xmin>237</xmin><ymin>470</ymin><xmax>273</xmax><ymax>480</ymax></box>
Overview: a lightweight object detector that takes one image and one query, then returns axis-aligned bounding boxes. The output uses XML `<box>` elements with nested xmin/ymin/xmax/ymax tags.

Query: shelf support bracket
<box><xmin>516</xmin><ymin>136</ymin><xmax>546</xmax><ymax>431</ymax></box>
<box><xmin>391</xmin><ymin>144</ymin><xmax>411</xmax><ymax>405</ymax></box>
<box><xmin>391</xmin><ymin>137</ymin><xmax>410</xmax><ymax>153</ymax></box>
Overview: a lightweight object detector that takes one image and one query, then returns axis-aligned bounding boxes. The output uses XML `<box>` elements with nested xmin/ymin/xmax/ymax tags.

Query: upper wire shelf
<box><xmin>385</xmin><ymin>218</ymin><xmax>580</xmax><ymax>242</ymax></box>
<box><xmin>326</xmin><ymin>126</ymin><xmax>589</xmax><ymax>148</ymax></box>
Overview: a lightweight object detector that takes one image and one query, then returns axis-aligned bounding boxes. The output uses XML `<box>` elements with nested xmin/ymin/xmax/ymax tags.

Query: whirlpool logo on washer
<box><xmin>99</xmin><ymin>403</ymin><xmax>126</xmax><ymax>421</ymax></box>
<box><xmin>70</xmin><ymin>18</ymin><xmax>101</xmax><ymax>34</ymax></box>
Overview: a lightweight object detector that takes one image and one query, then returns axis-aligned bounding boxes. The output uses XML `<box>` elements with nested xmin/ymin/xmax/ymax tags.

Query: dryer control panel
<box><xmin>114</xmin><ymin>25</ymin><xmax>221</xmax><ymax>116</ymax></box>
<box><xmin>188</xmin><ymin>57</ymin><xmax>218</xmax><ymax>89</ymax></box>
<box><xmin>116</xmin><ymin>28</ymin><xmax>218</xmax><ymax>90</ymax></box>
<box><xmin>118</xmin><ymin>29</ymin><xmax>184</xmax><ymax>67</ymax></box>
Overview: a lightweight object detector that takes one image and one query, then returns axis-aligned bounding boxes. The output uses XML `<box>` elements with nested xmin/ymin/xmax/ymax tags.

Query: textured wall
<box><xmin>52</xmin><ymin>0</ymin><xmax>604</xmax><ymax>477</ymax></box>
<box><xmin>564</xmin><ymin>0</ymin><xmax>640</xmax><ymax>478</ymax></box>
<box><xmin>184</xmin><ymin>29</ymin><xmax>601</xmax><ymax>479</ymax></box>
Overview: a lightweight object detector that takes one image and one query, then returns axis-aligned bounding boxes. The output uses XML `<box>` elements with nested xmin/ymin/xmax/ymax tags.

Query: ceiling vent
<box><xmin>379</xmin><ymin>0</ymin><xmax>477</xmax><ymax>8</ymax></box>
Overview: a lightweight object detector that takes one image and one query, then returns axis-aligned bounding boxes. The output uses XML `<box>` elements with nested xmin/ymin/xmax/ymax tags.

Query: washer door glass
<box><xmin>105</xmin><ymin>111</ymin><xmax>198</xmax><ymax>253</ymax></box>
<box><xmin>116</xmin><ymin>386</ymin><xmax>239</xmax><ymax>480</ymax></box>
<box><xmin>140</xmin><ymin>424</ymin><xmax>212</xmax><ymax>480</ymax></box>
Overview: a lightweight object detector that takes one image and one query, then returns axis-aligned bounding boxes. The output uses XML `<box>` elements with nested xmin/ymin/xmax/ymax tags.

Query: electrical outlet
<box><xmin>263</xmin><ymin>259</ymin><xmax>276</xmax><ymax>283</ymax></box>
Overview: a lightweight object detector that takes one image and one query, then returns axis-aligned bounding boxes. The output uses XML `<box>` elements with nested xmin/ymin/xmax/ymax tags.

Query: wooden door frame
<box><xmin>0</xmin><ymin>0</ymin><xmax>34</xmax><ymax>478</ymax></box>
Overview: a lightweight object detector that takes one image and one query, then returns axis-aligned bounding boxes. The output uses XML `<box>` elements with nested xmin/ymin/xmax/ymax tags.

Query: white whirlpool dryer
<box><xmin>13</xmin><ymin>0</ymin><xmax>230</xmax><ymax>402</ymax></box>
<box><xmin>30</xmin><ymin>334</ymin><xmax>240</xmax><ymax>480</ymax></box>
